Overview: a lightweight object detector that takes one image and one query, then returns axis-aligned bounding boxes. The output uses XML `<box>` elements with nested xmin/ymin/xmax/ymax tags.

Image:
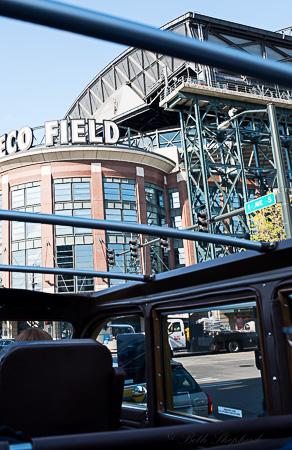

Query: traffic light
<box><xmin>160</xmin><ymin>237</ymin><xmax>170</xmax><ymax>250</ymax></box>
<box><xmin>129</xmin><ymin>239</ymin><xmax>138</xmax><ymax>259</ymax></box>
<box><xmin>107</xmin><ymin>248</ymin><xmax>116</xmax><ymax>267</ymax></box>
<box><xmin>197</xmin><ymin>208</ymin><xmax>209</xmax><ymax>232</ymax></box>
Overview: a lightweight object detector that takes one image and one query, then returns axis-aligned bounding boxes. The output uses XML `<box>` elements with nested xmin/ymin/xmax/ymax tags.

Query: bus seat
<box><xmin>0</xmin><ymin>339</ymin><xmax>124</xmax><ymax>438</ymax></box>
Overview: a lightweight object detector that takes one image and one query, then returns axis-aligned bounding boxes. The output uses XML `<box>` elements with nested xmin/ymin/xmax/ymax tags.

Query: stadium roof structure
<box><xmin>65</xmin><ymin>12</ymin><xmax>292</xmax><ymax>132</ymax></box>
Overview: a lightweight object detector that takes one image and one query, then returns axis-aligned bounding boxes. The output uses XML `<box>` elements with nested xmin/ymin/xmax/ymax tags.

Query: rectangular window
<box><xmin>73</xmin><ymin>182</ymin><xmax>90</xmax><ymax>201</ymax></box>
<box><xmin>12</xmin><ymin>248</ymin><xmax>42</xmax><ymax>291</ymax></box>
<box><xmin>104</xmin><ymin>182</ymin><xmax>120</xmax><ymax>201</ymax></box>
<box><xmin>74</xmin><ymin>208</ymin><xmax>92</xmax><ymax>234</ymax></box>
<box><xmin>27</xmin><ymin>248</ymin><xmax>42</xmax><ymax>291</ymax></box>
<box><xmin>169</xmin><ymin>190</ymin><xmax>180</xmax><ymax>209</ymax></box>
<box><xmin>11</xmin><ymin>189</ymin><xmax>25</xmax><ymax>209</ymax></box>
<box><xmin>121</xmin><ymin>184</ymin><xmax>136</xmax><ymax>202</ymax></box>
<box><xmin>26</xmin><ymin>222</ymin><xmax>42</xmax><ymax>239</ymax></box>
<box><xmin>55</xmin><ymin>210</ymin><xmax>73</xmax><ymax>236</ymax></box>
<box><xmin>12</xmin><ymin>250</ymin><xmax>26</xmax><ymax>289</ymax></box>
<box><xmin>76</xmin><ymin>244</ymin><xmax>94</xmax><ymax>292</ymax></box>
<box><xmin>12</xmin><ymin>221</ymin><xmax>25</xmax><ymax>241</ymax></box>
<box><xmin>123</xmin><ymin>209</ymin><xmax>137</xmax><ymax>223</ymax></box>
<box><xmin>11</xmin><ymin>184</ymin><xmax>42</xmax><ymax>243</ymax></box>
<box><xmin>56</xmin><ymin>245</ymin><xmax>74</xmax><ymax>292</ymax></box>
<box><xmin>105</xmin><ymin>209</ymin><xmax>122</xmax><ymax>221</ymax></box>
<box><xmin>56</xmin><ymin>244</ymin><xmax>94</xmax><ymax>293</ymax></box>
<box><xmin>162</xmin><ymin>301</ymin><xmax>265</xmax><ymax>421</ymax></box>
<box><xmin>26</xmin><ymin>186</ymin><xmax>41</xmax><ymax>206</ymax></box>
<box><xmin>54</xmin><ymin>183</ymin><xmax>72</xmax><ymax>202</ymax></box>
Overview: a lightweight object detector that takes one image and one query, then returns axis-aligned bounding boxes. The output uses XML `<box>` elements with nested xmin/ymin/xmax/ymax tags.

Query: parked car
<box><xmin>120</xmin><ymin>358</ymin><xmax>213</xmax><ymax>417</ymax></box>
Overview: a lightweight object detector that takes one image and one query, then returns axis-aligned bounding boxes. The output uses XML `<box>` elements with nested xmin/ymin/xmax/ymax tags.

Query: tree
<box><xmin>248</xmin><ymin>195</ymin><xmax>292</xmax><ymax>242</ymax></box>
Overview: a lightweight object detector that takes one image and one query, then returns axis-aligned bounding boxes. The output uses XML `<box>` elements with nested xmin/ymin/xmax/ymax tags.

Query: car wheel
<box><xmin>227</xmin><ymin>340</ymin><xmax>240</xmax><ymax>353</ymax></box>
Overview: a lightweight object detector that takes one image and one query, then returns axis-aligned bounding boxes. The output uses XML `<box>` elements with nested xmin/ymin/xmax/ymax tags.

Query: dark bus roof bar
<box><xmin>0</xmin><ymin>208</ymin><xmax>277</xmax><ymax>283</ymax></box>
<box><xmin>1</xmin><ymin>0</ymin><xmax>292</xmax><ymax>88</ymax></box>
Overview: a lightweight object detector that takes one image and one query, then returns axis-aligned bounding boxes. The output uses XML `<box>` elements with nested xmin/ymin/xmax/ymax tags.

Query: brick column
<box><xmin>41</xmin><ymin>166</ymin><xmax>55</xmax><ymax>293</ymax></box>
<box><xmin>135</xmin><ymin>167</ymin><xmax>151</xmax><ymax>276</ymax></box>
<box><xmin>91</xmin><ymin>163</ymin><xmax>108</xmax><ymax>291</ymax></box>
<box><xmin>177</xmin><ymin>171</ymin><xmax>196</xmax><ymax>266</ymax></box>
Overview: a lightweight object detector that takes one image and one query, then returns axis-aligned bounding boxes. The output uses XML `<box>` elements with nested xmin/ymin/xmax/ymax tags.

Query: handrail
<box><xmin>160</xmin><ymin>76</ymin><xmax>292</xmax><ymax>102</ymax></box>
<box><xmin>0</xmin><ymin>209</ymin><xmax>276</xmax><ymax>253</ymax></box>
<box><xmin>1</xmin><ymin>0</ymin><xmax>292</xmax><ymax>88</ymax></box>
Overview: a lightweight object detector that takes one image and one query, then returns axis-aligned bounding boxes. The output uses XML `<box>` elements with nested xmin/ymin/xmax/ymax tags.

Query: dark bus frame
<box><xmin>0</xmin><ymin>1</ymin><xmax>292</xmax><ymax>449</ymax></box>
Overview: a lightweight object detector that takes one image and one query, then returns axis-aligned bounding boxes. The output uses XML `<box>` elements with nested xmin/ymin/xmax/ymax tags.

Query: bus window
<box><xmin>161</xmin><ymin>301</ymin><xmax>266</xmax><ymax>421</ymax></box>
<box><xmin>92</xmin><ymin>315</ymin><xmax>146</xmax><ymax>408</ymax></box>
<box><xmin>0</xmin><ymin>321</ymin><xmax>73</xmax><ymax>340</ymax></box>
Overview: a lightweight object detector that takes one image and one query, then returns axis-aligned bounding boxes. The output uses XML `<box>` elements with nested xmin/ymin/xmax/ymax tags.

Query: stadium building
<box><xmin>1</xmin><ymin>11</ymin><xmax>292</xmax><ymax>307</ymax></box>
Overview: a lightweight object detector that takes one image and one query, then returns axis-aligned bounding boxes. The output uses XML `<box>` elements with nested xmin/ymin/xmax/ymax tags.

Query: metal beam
<box><xmin>0</xmin><ymin>264</ymin><xmax>154</xmax><ymax>282</ymax></box>
<box><xmin>0</xmin><ymin>209</ymin><xmax>276</xmax><ymax>252</ymax></box>
<box><xmin>1</xmin><ymin>0</ymin><xmax>292</xmax><ymax>87</ymax></box>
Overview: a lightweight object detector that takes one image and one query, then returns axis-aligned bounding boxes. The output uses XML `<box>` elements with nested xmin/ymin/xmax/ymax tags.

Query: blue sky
<box><xmin>0</xmin><ymin>0</ymin><xmax>291</xmax><ymax>136</ymax></box>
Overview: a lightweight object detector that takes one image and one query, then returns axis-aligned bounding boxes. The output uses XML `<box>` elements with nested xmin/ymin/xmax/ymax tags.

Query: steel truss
<box><xmin>176</xmin><ymin>95</ymin><xmax>292</xmax><ymax>262</ymax></box>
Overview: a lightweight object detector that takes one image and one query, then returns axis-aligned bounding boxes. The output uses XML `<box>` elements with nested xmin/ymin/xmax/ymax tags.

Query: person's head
<box><xmin>15</xmin><ymin>327</ymin><xmax>53</xmax><ymax>342</ymax></box>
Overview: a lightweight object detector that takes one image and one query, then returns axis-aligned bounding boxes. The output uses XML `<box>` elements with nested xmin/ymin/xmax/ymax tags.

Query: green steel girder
<box><xmin>177</xmin><ymin>95</ymin><xmax>292</xmax><ymax>262</ymax></box>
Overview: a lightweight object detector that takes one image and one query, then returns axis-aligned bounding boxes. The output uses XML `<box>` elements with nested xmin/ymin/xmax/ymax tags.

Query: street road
<box><xmin>174</xmin><ymin>351</ymin><xmax>265</xmax><ymax>420</ymax></box>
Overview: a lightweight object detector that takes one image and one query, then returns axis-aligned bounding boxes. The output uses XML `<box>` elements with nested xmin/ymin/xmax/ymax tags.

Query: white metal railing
<box><xmin>160</xmin><ymin>76</ymin><xmax>292</xmax><ymax>102</ymax></box>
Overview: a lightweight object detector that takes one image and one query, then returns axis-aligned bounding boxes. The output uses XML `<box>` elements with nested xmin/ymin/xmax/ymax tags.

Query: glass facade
<box><xmin>2</xmin><ymin>170</ymin><xmax>187</xmax><ymax>293</ymax></box>
<box><xmin>103</xmin><ymin>178</ymin><xmax>139</xmax><ymax>285</ymax></box>
<box><xmin>54</xmin><ymin>178</ymin><xmax>94</xmax><ymax>293</ymax></box>
<box><xmin>168</xmin><ymin>188</ymin><xmax>185</xmax><ymax>268</ymax></box>
<box><xmin>11</xmin><ymin>183</ymin><xmax>42</xmax><ymax>291</ymax></box>
<box><xmin>145</xmin><ymin>182</ymin><xmax>169</xmax><ymax>273</ymax></box>
<box><xmin>56</xmin><ymin>244</ymin><xmax>94</xmax><ymax>292</ymax></box>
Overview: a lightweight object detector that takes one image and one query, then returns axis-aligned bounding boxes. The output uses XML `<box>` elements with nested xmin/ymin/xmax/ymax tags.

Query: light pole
<box><xmin>218</xmin><ymin>104</ymin><xmax>292</xmax><ymax>239</ymax></box>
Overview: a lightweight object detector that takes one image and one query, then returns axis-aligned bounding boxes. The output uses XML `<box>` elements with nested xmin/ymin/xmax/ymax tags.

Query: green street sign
<box><xmin>245</xmin><ymin>193</ymin><xmax>276</xmax><ymax>215</ymax></box>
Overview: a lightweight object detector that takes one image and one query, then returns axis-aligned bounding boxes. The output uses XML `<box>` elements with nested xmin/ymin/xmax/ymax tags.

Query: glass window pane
<box><xmin>12</xmin><ymin>222</ymin><xmax>25</xmax><ymax>241</ymax></box>
<box><xmin>11</xmin><ymin>189</ymin><xmax>24</xmax><ymax>208</ymax></box>
<box><xmin>55</xmin><ymin>210</ymin><xmax>73</xmax><ymax>235</ymax></box>
<box><xmin>73</xmin><ymin>182</ymin><xmax>90</xmax><ymax>201</ymax></box>
<box><xmin>26</xmin><ymin>222</ymin><xmax>41</xmax><ymax>239</ymax></box>
<box><xmin>104</xmin><ymin>183</ymin><xmax>120</xmax><ymax>200</ymax></box>
<box><xmin>12</xmin><ymin>250</ymin><xmax>26</xmax><ymax>289</ymax></box>
<box><xmin>169</xmin><ymin>191</ymin><xmax>180</xmax><ymax>209</ymax></box>
<box><xmin>56</xmin><ymin>245</ymin><xmax>73</xmax><ymax>268</ymax></box>
<box><xmin>105</xmin><ymin>209</ymin><xmax>122</xmax><ymax>221</ymax></box>
<box><xmin>27</xmin><ymin>248</ymin><xmax>42</xmax><ymax>291</ymax></box>
<box><xmin>123</xmin><ymin>209</ymin><xmax>137</xmax><ymax>223</ymax></box>
<box><xmin>164</xmin><ymin>302</ymin><xmax>265</xmax><ymax>421</ymax></box>
<box><xmin>145</xmin><ymin>187</ymin><xmax>155</xmax><ymax>205</ymax></box>
<box><xmin>26</xmin><ymin>186</ymin><xmax>41</xmax><ymax>206</ymax></box>
<box><xmin>74</xmin><ymin>209</ymin><xmax>91</xmax><ymax>234</ymax></box>
<box><xmin>76</xmin><ymin>244</ymin><xmax>94</xmax><ymax>292</ymax></box>
<box><xmin>56</xmin><ymin>245</ymin><xmax>74</xmax><ymax>292</ymax></box>
<box><xmin>54</xmin><ymin>183</ymin><xmax>72</xmax><ymax>202</ymax></box>
<box><xmin>76</xmin><ymin>244</ymin><xmax>93</xmax><ymax>270</ymax></box>
<box><xmin>121</xmin><ymin>184</ymin><xmax>136</xmax><ymax>202</ymax></box>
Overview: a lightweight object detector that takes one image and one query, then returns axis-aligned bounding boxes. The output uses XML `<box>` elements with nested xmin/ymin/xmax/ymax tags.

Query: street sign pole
<box><xmin>267</xmin><ymin>103</ymin><xmax>292</xmax><ymax>239</ymax></box>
